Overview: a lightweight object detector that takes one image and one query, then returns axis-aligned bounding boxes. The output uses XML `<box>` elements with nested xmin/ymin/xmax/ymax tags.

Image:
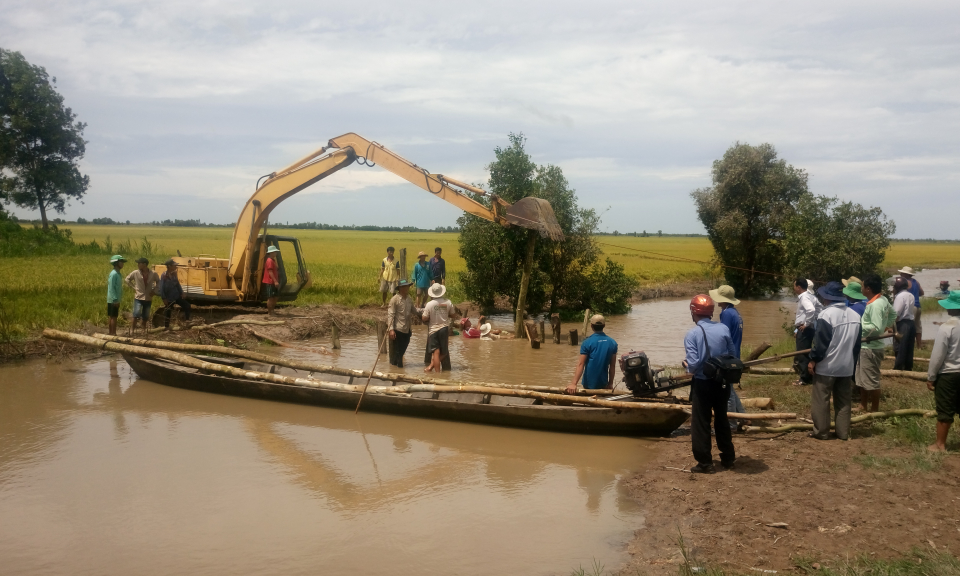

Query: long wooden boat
<box><xmin>123</xmin><ymin>354</ymin><xmax>690</xmax><ymax>436</ymax></box>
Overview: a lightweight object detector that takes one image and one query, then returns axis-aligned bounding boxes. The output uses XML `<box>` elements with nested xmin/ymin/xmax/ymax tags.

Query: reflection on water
<box><xmin>0</xmin><ymin>357</ymin><xmax>653</xmax><ymax>576</ymax></box>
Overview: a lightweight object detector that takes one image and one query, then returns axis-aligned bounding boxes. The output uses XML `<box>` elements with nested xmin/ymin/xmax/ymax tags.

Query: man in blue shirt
<box><xmin>683</xmin><ymin>294</ymin><xmax>737</xmax><ymax>473</ymax></box>
<box><xmin>413</xmin><ymin>251</ymin><xmax>433</xmax><ymax>307</ymax></box>
<box><xmin>710</xmin><ymin>284</ymin><xmax>746</xmax><ymax>429</ymax></box>
<box><xmin>566</xmin><ymin>315</ymin><xmax>618</xmax><ymax>394</ymax></box>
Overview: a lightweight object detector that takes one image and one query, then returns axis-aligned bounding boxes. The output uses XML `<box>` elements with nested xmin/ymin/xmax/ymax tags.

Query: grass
<box><xmin>2</xmin><ymin>226</ymin><xmax>960</xmax><ymax>339</ymax></box>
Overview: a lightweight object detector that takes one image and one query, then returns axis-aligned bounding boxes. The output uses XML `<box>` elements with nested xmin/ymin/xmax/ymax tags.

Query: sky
<box><xmin>2</xmin><ymin>0</ymin><xmax>959</xmax><ymax>238</ymax></box>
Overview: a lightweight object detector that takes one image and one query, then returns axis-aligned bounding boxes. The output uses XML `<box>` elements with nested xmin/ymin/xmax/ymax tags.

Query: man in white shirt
<box><xmin>927</xmin><ymin>290</ymin><xmax>960</xmax><ymax>452</ymax></box>
<box><xmin>793</xmin><ymin>278</ymin><xmax>822</xmax><ymax>384</ymax></box>
<box><xmin>125</xmin><ymin>257</ymin><xmax>160</xmax><ymax>333</ymax></box>
<box><xmin>422</xmin><ymin>283</ymin><xmax>454</xmax><ymax>373</ymax></box>
<box><xmin>892</xmin><ymin>277</ymin><xmax>916</xmax><ymax>371</ymax></box>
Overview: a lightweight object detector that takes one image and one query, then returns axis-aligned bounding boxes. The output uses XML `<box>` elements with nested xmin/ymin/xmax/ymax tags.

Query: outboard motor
<box><xmin>620</xmin><ymin>350</ymin><xmax>679</xmax><ymax>396</ymax></box>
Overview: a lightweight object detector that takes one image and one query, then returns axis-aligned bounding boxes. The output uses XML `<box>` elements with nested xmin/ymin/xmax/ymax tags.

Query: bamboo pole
<box><xmin>43</xmin><ymin>330</ymin><xmax>690</xmax><ymax>413</ymax></box>
<box><xmin>355</xmin><ymin>329</ymin><xmax>389</xmax><ymax>413</ymax></box>
<box><xmin>726</xmin><ymin>412</ymin><xmax>796</xmax><ymax>420</ymax></box>
<box><xmin>745</xmin><ymin>366</ymin><xmax>928</xmax><ymax>381</ymax></box>
<box><xmin>77</xmin><ymin>332</ymin><xmax>625</xmax><ymax>396</ymax></box>
<box><xmin>743</xmin><ymin>408</ymin><xmax>935</xmax><ymax>433</ymax></box>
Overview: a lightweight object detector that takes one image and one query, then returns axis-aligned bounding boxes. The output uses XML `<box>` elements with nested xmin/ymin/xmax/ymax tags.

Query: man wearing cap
<box><xmin>106</xmin><ymin>255</ymin><xmax>126</xmax><ymax>336</ymax></box>
<box><xmin>566</xmin><ymin>315</ymin><xmax>618</xmax><ymax>395</ymax></box>
<box><xmin>842</xmin><ymin>277</ymin><xmax>868</xmax><ymax>317</ymax></box>
<box><xmin>263</xmin><ymin>245</ymin><xmax>281</xmax><ymax>315</ymax></box>
<box><xmin>422</xmin><ymin>283</ymin><xmax>453</xmax><ymax>373</ymax></box>
<box><xmin>413</xmin><ymin>251</ymin><xmax>432</xmax><ymax>307</ymax></box>
<box><xmin>710</xmin><ymin>285</ymin><xmax>747</xmax><ymax>429</ymax></box>
<box><xmin>159</xmin><ymin>259</ymin><xmax>192</xmax><ymax>329</ymax></box>
<box><xmin>125</xmin><ymin>257</ymin><xmax>160</xmax><ymax>333</ymax></box>
<box><xmin>899</xmin><ymin>266</ymin><xmax>924</xmax><ymax>349</ymax></box>
<box><xmin>807</xmin><ymin>282</ymin><xmax>862</xmax><ymax>440</ymax></box>
<box><xmin>387</xmin><ymin>280</ymin><xmax>423</xmax><ymax>367</ymax></box>
<box><xmin>378</xmin><ymin>246</ymin><xmax>400</xmax><ymax>307</ymax></box>
<box><xmin>926</xmin><ymin>290</ymin><xmax>960</xmax><ymax>452</ymax></box>
<box><xmin>892</xmin><ymin>277</ymin><xmax>916</xmax><ymax>371</ymax></box>
<box><xmin>682</xmin><ymin>294</ymin><xmax>737</xmax><ymax>473</ymax></box>
<box><xmin>793</xmin><ymin>278</ymin><xmax>822</xmax><ymax>385</ymax></box>
<box><xmin>857</xmin><ymin>275</ymin><xmax>895</xmax><ymax>413</ymax></box>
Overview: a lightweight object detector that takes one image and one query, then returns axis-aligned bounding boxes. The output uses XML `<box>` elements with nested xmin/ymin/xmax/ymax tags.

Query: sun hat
<box><xmin>939</xmin><ymin>291</ymin><xmax>960</xmax><ymax>310</ymax></box>
<box><xmin>589</xmin><ymin>314</ymin><xmax>606</xmax><ymax>326</ymax></box>
<box><xmin>428</xmin><ymin>283</ymin><xmax>446</xmax><ymax>298</ymax></box>
<box><xmin>841</xmin><ymin>276</ymin><xmax>862</xmax><ymax>287</ymax></box>
<box><xmin>110</xmin><ymin>254</ymin><xmax>126</xmax><ymax>264</ymax></box>
<box><xmin>266</xmin><ymin>246</ymin><xmax>280</xmax><ymax>254</ymax></box>
<box><xmin>817</xmin><ymin>281</ymin><xmax>848</xmax><ymax>302</ymax></box>
<box><xmin>418</xmin><ymin>251</ymin><xmax>427</xmax><ymax>257</ymax></box>
<box><xmin>708</xmin><ymin>285</ymin><xmax>740</xmax><ymax>306</ymax></box>
<box><xmin>841</xmin><ymin>281</ymin><xmax>867</xmax><ymax>301</ymax></box>
<box><xmin>806</xmin><ymin>279</ymin><xmax>816</xmax><ymax>295</ymax></box>
<box><xmin>897</xmin><ymin>266</ymin><xmax>915</xmax><ymax>276</ymax></box>
<box><xmin>479</xmin><ymin>323</ymin><xmax>492</xmax><ymax>336</ymax></box>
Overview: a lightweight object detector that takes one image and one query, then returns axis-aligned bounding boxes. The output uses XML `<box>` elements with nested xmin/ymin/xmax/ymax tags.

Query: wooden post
<box><xmin>551</xmin><ymin>313</ymin><xmax>561</xmax><ymax>344</ymax></box>
<box><xmin>745</xmin><ymin>341</ymin><xmax>771</xmax><ymax>362</ymax></box>
<box><xmin>331</xmin><ymin>323</ymin><xmax>341</xmax><ymax>350</ymax></box>
<box><xmin>538</xmin><ymin>319</ymin><xmax>545</xmax><ymax>344</ymax></box>
<box><xmin>399</xmin><ymin>248</ymin><xmax>408</xmax><ymax>281</ymax></box>
<box><xmin>376</xmin><ymin>321</ymin><xmax>387</xmax><ymax>356</ymax></box>
<box><xmin>524</xmin><ymin>322</ymin><xmax>540</xmax><ymax>349</ymax></box>
<box><xmin>582</xmin><ymin>308</ymin><xmax>590</xmax><ymax>338</ymax></box>
<box><xmin>569</xmin><ymin>329</ymin><xmax>578</xmax><ymax>346</ymax></box>
<box><xmin>514</xmin><ymin>230</ymin><xmax>538</xmax><ymax>338</ymax></box>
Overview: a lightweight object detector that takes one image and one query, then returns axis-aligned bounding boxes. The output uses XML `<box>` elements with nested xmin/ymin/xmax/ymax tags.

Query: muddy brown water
<box><xmin>1</xmin><ymin>290</ymin><xmax>953</xmax><ymax>575</ymax></box>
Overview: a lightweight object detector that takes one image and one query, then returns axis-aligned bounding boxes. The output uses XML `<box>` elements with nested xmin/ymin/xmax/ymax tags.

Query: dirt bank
<box><xmin>631</xmin><ymin>281</ymin><xmax>717</xmax><ymax>302</ymax></box>
<box><xmin>621</xmin><ymin>374</ymin><xmax>960</xmax><ymax>575</ymax></box>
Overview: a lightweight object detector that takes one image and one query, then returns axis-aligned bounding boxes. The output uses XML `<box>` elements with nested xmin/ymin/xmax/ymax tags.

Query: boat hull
<box><xmin>123</xmin><ymin>355</ymin><xmax>689</xmax><ymax>436</ymax></box>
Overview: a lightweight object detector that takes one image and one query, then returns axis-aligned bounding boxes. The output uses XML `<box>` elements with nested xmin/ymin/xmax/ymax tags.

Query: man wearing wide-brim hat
<box><xmin>898</xmin><ymin>266</ymin><xmax>924</xmax><ymax>349</ymax></box>
<box><xmin>106</xmin><ymin>255</ymin><xmax>127</xmax><ymax>336</ymax></box>
<box><xmin>422</xmin><ymin>283</ymin><xmax>453</xmax><ymax>373</ymax></box>
<box><xmin>806</xmin><ymin>281</ymin><xmax>862</xmax><ymax>440</ymax></box>
<box><xmin>709</xmin><ymin>285</ymin><xmax>747</xmax><ymax>430</ymax></box>
<box><xmin>927</xmin><ymin>291</ymin><xmax>960</xmax><ymax>452</ymax></box>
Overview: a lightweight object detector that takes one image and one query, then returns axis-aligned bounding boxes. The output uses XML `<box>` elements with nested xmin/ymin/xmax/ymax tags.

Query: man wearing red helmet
<box><xmin>683</xmin><ymin>294</ymin><xmax>738</xmax><ymax>473</ymax></box>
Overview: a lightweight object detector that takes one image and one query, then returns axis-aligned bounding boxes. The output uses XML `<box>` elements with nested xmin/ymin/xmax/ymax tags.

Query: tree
<box><xmin>691</xmin><ymin>142</ymin><xmax>808</xmax><ymax>296</ymax></box>
<box><xmin>0</xmin><ymin>49</ymin><xmax>89</xmax><ymax>229</ymax></box>
<box><xmin>782</xmin><ymin>195</ymin><xmax>896</xmax><ymax>282</ymax></box>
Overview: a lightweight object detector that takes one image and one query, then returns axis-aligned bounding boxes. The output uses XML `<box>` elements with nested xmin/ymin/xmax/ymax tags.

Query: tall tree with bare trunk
<box><xmin>0</xmin><ymin>49</ymin><xmax>88</xmax><ymax>229</ymax></box>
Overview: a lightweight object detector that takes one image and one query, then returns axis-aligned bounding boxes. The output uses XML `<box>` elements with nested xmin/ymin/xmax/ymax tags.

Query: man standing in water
<box><xmin>683</xmin><ymin>294</ymin><xmax>737</xmax><ymax>473</ymax></box>
<box><xmin>566</xmin><ymin>315</ymin><xmax>618</xmax><ymax>394</ymax></box>
<box><xmin>387</xmin><ymin>280</ymin><xmax>422</xmax><ymax>368</ymax></box>
<box><xmin>106</xmin><ymin>255</ymin><xmax>126</xmax><ymax>336</ymax></box>
<box><xmin>710</xmin><ymin>285</ymin><xmax>747</xmax><ymax>429</ymax></box>
<box><xmin>793</xmin><ymin>278</ymin><xmax>822</xmax><ymax>385</ymax></box>
<box><xmin>125</xmin><ymin>257</ymin><xmax>160</xmax><ymax>333</ymax></box>
<box><xmin>926</xmin><ymin>291</ymin><xmax>960</xmax><ymax>452</ymax></box>
<box><xmin>422</xmin><ymin>283</ymin><xmax>453</xmax><ymax>373</ymax></box>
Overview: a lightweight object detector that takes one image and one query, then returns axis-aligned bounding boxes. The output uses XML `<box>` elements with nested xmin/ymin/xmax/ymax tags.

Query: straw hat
<box><xmin>897</xmin><ymin>266</ymin><xmax>915</xmax><ymax>276</ymax></box>
<box><xmin>479</xmin><ymin>323</ymin><xmax>492</xmax><ymax>336</ymax></box>
<box><xmin>841</xmin><ymin>276</ymin><xmax>862</xmax><ymax>287</ymax></box>
<box><xmin>418</xmin><ymin>251</ymin><xmax>427</xmax><ymax>257</ymax></box>
<box><xmin>428</xmin><ymin>284</ymin><xmax>446</xmax><ymax>298</ymax></box>
<box><xmin>708</xmin><ymin>285</ymin><xmax>740</xmax><ymax>306</ymax></box>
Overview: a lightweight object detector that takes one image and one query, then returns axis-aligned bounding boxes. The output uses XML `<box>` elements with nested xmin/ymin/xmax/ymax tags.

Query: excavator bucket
<box><xmin>504</xmin><ymin>197</ymin><xmax>565</xmax><ymax>241</ymax></box>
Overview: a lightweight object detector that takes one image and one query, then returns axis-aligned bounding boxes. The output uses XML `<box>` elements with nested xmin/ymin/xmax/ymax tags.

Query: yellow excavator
<box><xmin>160</xmin><ymin>133</ymin><xmax>564</xmax><ymax>304</ymax></box>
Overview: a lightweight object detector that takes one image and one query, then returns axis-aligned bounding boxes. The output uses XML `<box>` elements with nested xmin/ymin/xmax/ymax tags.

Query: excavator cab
<box><xmin>251</xmin><ymin>235</ymin><xmax>311</xmax><ymax>302</ymax></box>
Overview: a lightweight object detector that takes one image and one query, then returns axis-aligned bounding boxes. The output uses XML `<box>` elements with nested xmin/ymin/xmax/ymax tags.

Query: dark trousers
<box><xmin>163</xmin><ymin>299</ymin><xmax>192</xmax><ymax>327</ymax></box>
<box><xmin>793</xmin><ymin>326</ymin><xmax>815</xmax><ymax>383</ymax></box>
<box><xmin>895</xmin><ymin>319</ymin><xmax>916</xmax><ymax>371</ymax></box>
<box><xmin>690</xmin><ymin>378</ymin><xmax>736</xmax><ymax>466</ymax></box>
<box><xmin>389</xmin><ymin>330</ymin><xmax>411</xmax><ymax>367</ymax></box>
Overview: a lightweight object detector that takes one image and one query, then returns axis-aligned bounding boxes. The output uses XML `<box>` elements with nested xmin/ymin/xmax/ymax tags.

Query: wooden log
<box><xmin>569</xmin><ymin>329</ymin><xmax>579</xmax><ymax>346</ymax></box>
<box><xmin>376</xmin><ymin>321</ymin><xmax>387</xmax><ymax>356</ymax></box>
<box><xmin>331</xmin><ymin>323</ymin><xmax>341</xmax><ymax>350</ymax></box>
<box><xmin>398</xmin><ymin>248</ymin><xmax>408</xmax><ymax>281</ymax></box>
<box><xmin>524</xmin><ymin>322</ymin><xmax>540</xmax><ymax>349</ymax></box>
<box><xmin>582</xmin><ymin>308</ymin><xmax>590</xmax><ymax>338</ymax></box>
<box><xmin>745</xmin><ymin>342</ymin><xmax>771</xmax><ymax>362</ymax></box>
<box><xmin>551</xmin><ymin>313</ymin><xmax>561</xmax><ymax>344</ymax></box>
<box><xmin>727</xmin><ymin>412</ymin><xmax>797</xmax><ymax>420</ymax></box>
<box><xmin>42</xmin><ymin>330</ymin><xmax>690</xmax><ymax>413</ymax></box>
<box><xmin>193</xmin><ymin>319</ymin><xmax>284</xmax><ymax>331</ymax></box>
<box><xmin>539</xmin><ymin>320</ymin><xmax>545</xmax><ymax>344</ymax></box>
<box><xmin>886</xmin><ymin>356</ymin><xmax>928</xmax><ymax>362</ymax></box>
<box><xmin>82</xmin><ymin>332</ymin><xmax>624</xmax><ymax>395</ymax></box>
<box><xmin>743</xmin><ymin>408</ymin><xmax>936</xmax><ymax>433</ymax></box>
<box><xmin>740</xmin><ymin>397</ymin><xmax>775</xmax><ymax>410</ymax></box>
<box><xmin>745</xmin><ymin>366</ymin><xmax>928</xmax><ymax>381</ymax></box>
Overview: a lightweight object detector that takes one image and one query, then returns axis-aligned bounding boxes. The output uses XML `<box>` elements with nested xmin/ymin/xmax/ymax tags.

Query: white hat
<box><xmin>479</xmin><ymin>323</ymin><xmax>492</xmax><ymax>336</ymax></box>
<box><xmin>589</xmin><ymin>314</ymin><xmax>605</xmax><ymax>326</ymax></box>
<box><xmin>806</xmin><ymin>279</ymin><xmax>815</xmax><ymax>295</ymax></box>
<box><xmin>428</xmin><ymin>284</ymin><xmax>446</xmax><ymax>298</ymax></box>
<box><xmin>266</xmin><ymin>245</ymin><xmax>280</xmax><ymax>254</ymax></box>
<box><xmin>897</xmin><ymin>266</ymin><xmax>915</xmax><ymax>276</ymax></box>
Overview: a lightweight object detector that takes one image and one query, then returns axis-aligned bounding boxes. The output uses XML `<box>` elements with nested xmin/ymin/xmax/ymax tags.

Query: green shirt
<box><xmin>861</xmin><ymin>294</ymin><xmax>895</xmax><ymax>349</ymax></box>
<box><xmin>107</xmin><ymin>269</ymin><xmax>123</xmax><ymax>303</ymax></box>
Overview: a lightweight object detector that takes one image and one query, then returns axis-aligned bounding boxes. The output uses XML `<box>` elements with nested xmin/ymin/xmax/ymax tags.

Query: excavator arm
<box><xmin>229</xmin><ymin>133</ymin><xmax>564</xmax><ymax>299</ymax></box>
